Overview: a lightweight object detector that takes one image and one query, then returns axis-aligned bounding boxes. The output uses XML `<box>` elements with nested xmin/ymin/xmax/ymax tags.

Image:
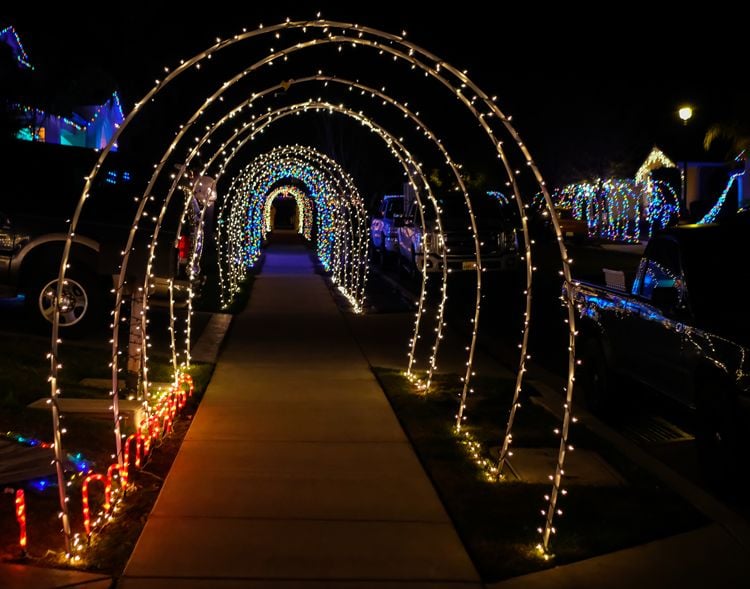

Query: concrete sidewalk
<box><xmin>0</xmin><ymin>564</ymin><xmax>110</xmax><ymax>589</ymax></box>
<box><xmin>119</xmin><ymin>235</ymin><xmax>480</xmax><ymax>588</ymax></box>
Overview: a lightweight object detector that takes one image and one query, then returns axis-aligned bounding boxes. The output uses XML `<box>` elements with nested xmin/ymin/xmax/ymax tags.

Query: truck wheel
<box><xmin>580</xmin><ymin>340</ymin><xmax>613</xmax><ymax>415</ymax></box>
<box><xmin>24</xmin><ymin>267</ymin><xmax>103</xmax><ymax>336</ymax></box>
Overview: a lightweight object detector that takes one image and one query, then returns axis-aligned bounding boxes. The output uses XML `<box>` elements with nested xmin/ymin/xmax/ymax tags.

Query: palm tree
<box><xmin>704</xmin><ymin>122</ymin><xmax>750</xmax><ymax>159</ymax></box>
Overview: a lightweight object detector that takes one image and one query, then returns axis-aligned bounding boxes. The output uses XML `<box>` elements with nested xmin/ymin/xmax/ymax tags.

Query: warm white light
<box><xmin>678</xmin><ymin>105</ymin><xmax>693</xmax><ymax>123</ymax></box>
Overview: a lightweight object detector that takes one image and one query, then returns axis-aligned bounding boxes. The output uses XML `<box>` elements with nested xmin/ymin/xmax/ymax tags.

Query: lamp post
<box><xmin>677</xmin><ymin>104</ymin><xmax>694</xmax><ymax>217</ymax></box>
<box><xmin>678</xmin><ymin>105</ymin><xmax>693</xmax><ymax>125</ymax></box>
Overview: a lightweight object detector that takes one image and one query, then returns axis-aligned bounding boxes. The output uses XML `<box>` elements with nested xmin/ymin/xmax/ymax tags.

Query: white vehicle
<box><xmin>370</xmin><ymin>195</ymin><xmax>405</xmax><ymax>265</ymax></box>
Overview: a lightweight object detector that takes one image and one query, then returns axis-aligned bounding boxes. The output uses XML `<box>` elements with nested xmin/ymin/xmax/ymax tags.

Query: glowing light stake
<box><xmin>106</xmin><ymin>463</ymin><xmax>125</xmax><ymax>493</ymax></box>
<box><xmin>81</xmin><ymin>474</ymin><xmax>111</xmax><ymax>536</ymax></box>
<box><xmin>15</xmin><ymin>489</ymin><xmax>27</xmax><ymax>551</ymax></box>
<box><xmin>49</xmin><ymin>19</ymin><xmax>578</xmax><ymax>555</ymax></box>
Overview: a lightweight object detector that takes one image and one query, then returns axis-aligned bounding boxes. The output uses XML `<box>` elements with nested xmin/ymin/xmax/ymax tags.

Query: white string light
<box><xmin>46</xmin><ymin>19</ymin><xmax>577</xmax><ymax>558</ymax></box>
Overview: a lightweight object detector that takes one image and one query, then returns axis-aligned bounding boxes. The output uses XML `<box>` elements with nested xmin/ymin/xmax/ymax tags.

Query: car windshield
<box><xmin>421</xmin><ymin>195</ymin><xmax>514</xmax><ymax>230</ymax></box>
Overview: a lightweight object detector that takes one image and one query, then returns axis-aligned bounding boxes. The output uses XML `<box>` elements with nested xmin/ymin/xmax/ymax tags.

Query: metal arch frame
<box><xmin>48</xmin><ymin>19</ymin><xmax>575</xmax><ymax>555</ymax></box>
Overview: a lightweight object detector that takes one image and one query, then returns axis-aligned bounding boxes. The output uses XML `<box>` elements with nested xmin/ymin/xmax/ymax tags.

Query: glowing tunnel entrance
<box><xmin>218</xmin><ymin>145</ymin><xmax>368</xmax><ymax>312</ymax></box>
<box><xmin>263</xmin><ymin>186</ymin><xmax>311</xmax><ymax>237</ymax></box>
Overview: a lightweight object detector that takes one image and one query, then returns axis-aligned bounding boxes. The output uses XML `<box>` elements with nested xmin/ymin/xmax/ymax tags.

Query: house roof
<box><xmin>0</xmin><ymin>25</ymin><xmax>33</xmax><ymax>69</ymax></box>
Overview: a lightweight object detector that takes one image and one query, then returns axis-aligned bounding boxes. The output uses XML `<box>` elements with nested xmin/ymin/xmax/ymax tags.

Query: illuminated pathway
<box><xmin>121</xmin><ymin>232</ymin><xmax>480</xmax><ymax>588</ymax></box>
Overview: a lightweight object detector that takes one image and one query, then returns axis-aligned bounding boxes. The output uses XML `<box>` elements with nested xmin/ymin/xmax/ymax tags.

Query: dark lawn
<box><xmin>375</xmin><ymin>368</ymin><xmax>706</xmax><ymax>582</ymax></box>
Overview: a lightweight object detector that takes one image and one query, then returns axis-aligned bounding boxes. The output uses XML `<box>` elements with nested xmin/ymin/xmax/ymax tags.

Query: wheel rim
<box><xmin>38</xmin><ymin>278</ymin><xmax>89</xmax><ymax>326</ymax></box>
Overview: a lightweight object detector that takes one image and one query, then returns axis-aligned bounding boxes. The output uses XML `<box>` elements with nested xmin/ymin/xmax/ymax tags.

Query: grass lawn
<box><xmin>0</xmin><ymin>340</ymin><xmax>213</xmax><ymax>565</ymax></box>
<box><xmin>374</xmin><ymin>368</ymin><xmax>706</xmax><ymax>582</ymax></box>
<box><xmin>0</xmin><ymin>314</ymin><xmax>215</xmax><ymax>567</ymax></box>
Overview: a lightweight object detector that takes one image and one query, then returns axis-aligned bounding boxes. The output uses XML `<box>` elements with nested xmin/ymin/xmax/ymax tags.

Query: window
<box><xmin>638</xmin><ymin>238</ymin><xmax>683</xmax><ymax>300</ymax></box>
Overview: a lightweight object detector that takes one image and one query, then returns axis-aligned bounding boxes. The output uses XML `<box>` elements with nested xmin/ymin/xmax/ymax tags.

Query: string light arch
<box><xmin>46</xmin><ymin>18</ymin><xmax>579</xmax><ymax>558</ymax></box>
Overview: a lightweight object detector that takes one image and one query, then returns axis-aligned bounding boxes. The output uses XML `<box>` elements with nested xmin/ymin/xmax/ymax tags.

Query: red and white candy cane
<box><xmin>81</xmin><ymin>474</ymin><xmax>111</xmax><ymax>536</ymax></box>
<box><xmin>15</xmin><ymin>489</ymin><xmax>26</xmax><ymax>550</ymax></box>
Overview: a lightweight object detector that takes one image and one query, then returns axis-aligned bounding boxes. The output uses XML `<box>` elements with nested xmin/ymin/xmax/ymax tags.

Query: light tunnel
<box><xmin>219</xmin><ymin>144</ymin><xmax>368</xmax><ymax>312</ymax></box>
<box><xmin>44</xmin><ymin>19</ymin><xmax>580</xmax><ymax>557</ymax></box>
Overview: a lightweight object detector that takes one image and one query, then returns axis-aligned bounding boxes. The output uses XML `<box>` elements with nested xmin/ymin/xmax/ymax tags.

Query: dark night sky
<box><xmin>2</xmin><ymin>2</ymin><xmax>748</xmax><ymax>195</ymax></box>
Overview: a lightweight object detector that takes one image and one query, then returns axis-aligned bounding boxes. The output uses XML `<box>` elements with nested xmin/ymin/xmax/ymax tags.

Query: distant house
<box><xmin>683</xmin><ymin>158</ymin><xmax>748</xmax><ymax>220</ymax></box>
<box><xmin>2</xmin><ymin>25</ymin><xmax>125</xmax><ymax>151</ymax></box>
<box><xmin>0</xmin><ymin>25</ymin><xmax>33</xmax><ymax>69</ymax></box>
<box><xmin>12</xmin><ymin>92</ymin><xmax>125</xmax><ymax>150</ymax></box>
<box><xmin>635</xmin><ymin>143</ymin><xmax>749</xmax><ymax>222</ymax></box>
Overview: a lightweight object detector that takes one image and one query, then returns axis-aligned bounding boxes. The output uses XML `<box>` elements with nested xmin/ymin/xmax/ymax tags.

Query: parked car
<box><xmin>555</xmin><ymin>207</ymin><xmax>589</xmax><ymax>243</ymax></box>
<box><xmin>0</xmin><ymin>143</ymin><xmax>201</xmax><ymax>334</ymax></box>
<box><xmin>398</xmin><ymin>193</ymin><xmax>519</xmax><ymax>275</ymax></box>
<box><xmin>370</xmin><ymin>194</ymin><xmax>405</xmax><ymax>265</ymax></box>
<box><xmin>571</xmin><ymin>213</ymin><xmax>750</xmax><ymax>462</ymax></box>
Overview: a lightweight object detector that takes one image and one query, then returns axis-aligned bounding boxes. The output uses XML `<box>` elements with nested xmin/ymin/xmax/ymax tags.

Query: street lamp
<box><xmin>678</xmin><ymin>105</ymin><xmax>693</xmax><ymax>125</ymax></box>
<box><xmin>676</xmin><ymin>105</ymin><xmax>694</xmax><ymax>216</ymax></box>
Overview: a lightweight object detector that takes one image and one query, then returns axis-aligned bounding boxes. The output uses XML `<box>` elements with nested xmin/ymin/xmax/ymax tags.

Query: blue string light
<box><xmin>697</xmin><ymin>170</ymin><xmax>745</xmax><ymax>225</ymax></box>
<box><xmin>0</xmin><ymin>25</ymin><xmax>34</xmax><ymax>69</ymax></box>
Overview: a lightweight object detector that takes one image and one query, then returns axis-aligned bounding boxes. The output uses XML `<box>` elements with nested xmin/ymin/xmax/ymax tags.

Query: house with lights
<box><xmin>1</xmin><ymin>24</ymin><xmax>125</xmax><ymax>151</ymax></box>
<box><xmin>12</xmin><ymin>92</ymin><xmax>125</xmax><ymax>150</ymax></box>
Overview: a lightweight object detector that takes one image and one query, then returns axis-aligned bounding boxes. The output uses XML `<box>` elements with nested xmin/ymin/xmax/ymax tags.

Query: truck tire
<box><xmin>22</xmin><ymin>265</ymin><xmax>104</xmax><ymax>337</ymax></box>
<box><xmin>580</xmin><ymin>340</ymin><xmax>613</xmax><ymax>415</ymax></box>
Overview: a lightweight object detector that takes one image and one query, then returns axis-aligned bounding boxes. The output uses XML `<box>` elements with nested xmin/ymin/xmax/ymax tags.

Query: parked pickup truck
<box><xmin>0</xmin><ymin>143</ymin><xmax>202</xmax><ymax>334</ymax></box>
<box><xmin>571</xmin><ymin>214</ymin><xmax>750</xmax><ymax>459</ymax></box>
<box><xmin>398</xmin><ymin>193</ymin><xmax>519</xmax><ymax>275</ymax></box>
<box><xmin>370</xmin><ymin>194</ymin><xmax>405</xmax><ymax>265</ymax></box>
